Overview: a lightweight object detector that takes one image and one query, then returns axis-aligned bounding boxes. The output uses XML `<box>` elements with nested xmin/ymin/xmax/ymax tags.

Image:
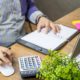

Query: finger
<box><xmin>1</xmin><ymin>56</ymin><xmax>12</xmax><ymax>66</ymax></box>
<box><xmin>3</xmin><ymin>49</ymin><xmax>13</xmax><ymax>62</ymax></box>
<box><xmin>37</xmin><ymin>24</ymin><xmax>42</xmax><ymax>32</ymax></box>
<box><xmin>55</xmin><ymin>24</ymin><xmax>61</xmax><ymax>33</ymax></box>
<box><xmin>6</xmin><ymin>50</ymin><xmax>13</xmax><ymax>62</ymax></box>
<box><xmin>3</xmin><ymin>49</ymin><xmax>12</xmax><ymax>56</ymax></box>
<box><xmin>0</xmin><ymin>51</ymin><xmax>5</xmax><ymax>65</ymax></box>
<box><xmin>37</xmin><ymin>22</ymin><xmax>45</xmax><ymax>32</ymax></box>
<box><xmin>50</xmin><ymin>22</ymin><xmax>57</xmax><ymax>34</ymax></box>
<box><xmin>54</xmin><ymin>25</ymin><xmax>60</xmax><ymax>33</ymax></box>
<box><xmin>0</xmin><ymin>60</ymin><xmax>3</xmax><ymax>65</ymax></box>
<box><xmin>45</xmin><ymin>25</ymin><xmax>50</xmax><ymax>34</ymax></box>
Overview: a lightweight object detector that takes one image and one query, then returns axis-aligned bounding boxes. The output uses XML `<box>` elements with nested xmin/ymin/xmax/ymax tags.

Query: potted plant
<box><xmin>36</xmin><ymin>50</ymin><xmax>80</xmax><ymax>80</ymax></box>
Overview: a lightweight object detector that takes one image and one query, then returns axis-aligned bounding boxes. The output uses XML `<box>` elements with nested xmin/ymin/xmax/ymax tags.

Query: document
<box><xmin>21</xmin><ymin>25</ymin><xmax>78</xmax><ymax>50</ymax></box>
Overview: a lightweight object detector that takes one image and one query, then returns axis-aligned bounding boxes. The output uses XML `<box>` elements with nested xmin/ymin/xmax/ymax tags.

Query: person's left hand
<box><xmin>37</xmin><ymin>17</ymin><xmax>60</xmax><ymax>34</ymax></box>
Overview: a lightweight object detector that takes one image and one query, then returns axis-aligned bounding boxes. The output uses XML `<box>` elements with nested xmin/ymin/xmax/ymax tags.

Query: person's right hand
<box><xmin>0</xmin><ymin>46</ymin><xmax>13</xmax><ymax>66</ymax></box>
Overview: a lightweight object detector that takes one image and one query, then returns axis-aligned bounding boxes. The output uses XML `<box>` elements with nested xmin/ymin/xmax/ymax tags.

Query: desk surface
<box><xmin>0</xmin><ymin>8</ymin><xmax>80</xmax><ymax>80</ymax></box>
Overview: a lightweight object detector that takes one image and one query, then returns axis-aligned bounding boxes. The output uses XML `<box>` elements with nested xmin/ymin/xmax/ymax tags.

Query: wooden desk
<box><xmin>0</xmin><ymin>8</ymin><xmax>80</xmax><ymax>80</ymax></box>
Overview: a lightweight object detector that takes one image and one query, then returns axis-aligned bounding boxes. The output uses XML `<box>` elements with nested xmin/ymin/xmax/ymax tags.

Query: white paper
<box><xmin>21</xmin><ymin>25</ymin><xmax>77</xmax><ymax>50</ymax></box>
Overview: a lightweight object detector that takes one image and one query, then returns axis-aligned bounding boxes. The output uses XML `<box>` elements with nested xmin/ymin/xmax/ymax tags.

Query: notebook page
<box><xmin>57</xmin><ymin>25</ymin><xmax>77</xmax><ymax>39</ymax></box>
<box><xmin>21</xmin><ymin>25</ymin><xmax>77</xmax><ymax>50</ymax></box>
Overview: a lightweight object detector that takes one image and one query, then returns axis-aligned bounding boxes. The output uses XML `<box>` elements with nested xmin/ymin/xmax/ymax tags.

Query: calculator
<box><xmin>18</xmin><ymin>55</ymin><xmax>41</xmax><ymax>78</ymax></box>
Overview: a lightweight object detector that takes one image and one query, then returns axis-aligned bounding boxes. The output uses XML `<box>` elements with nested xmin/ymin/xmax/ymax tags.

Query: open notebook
<box><xmin>17</xmin><ymin>25</ymin><xmax>78</xmax><ymax>54</ymax></box>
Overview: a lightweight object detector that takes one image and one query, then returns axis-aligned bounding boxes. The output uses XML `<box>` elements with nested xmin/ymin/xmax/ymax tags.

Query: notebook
<box><xmin>17</xmin><ymin>24</ymin><xmax>79</xmax><ymax>54</ymax></box>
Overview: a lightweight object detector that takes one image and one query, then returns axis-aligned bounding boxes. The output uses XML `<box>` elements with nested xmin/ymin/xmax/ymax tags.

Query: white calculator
<box><xmin>18</xmin><ymin>55</ymin><xmax>41</xmax><ymax>78</ymax></box>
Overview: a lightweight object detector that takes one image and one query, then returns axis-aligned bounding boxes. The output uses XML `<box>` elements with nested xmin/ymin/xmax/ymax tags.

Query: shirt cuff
<box><xmin>29</xmin><ymin>11</ymin><xmax>44</xmax><ymax>24</ymax></box>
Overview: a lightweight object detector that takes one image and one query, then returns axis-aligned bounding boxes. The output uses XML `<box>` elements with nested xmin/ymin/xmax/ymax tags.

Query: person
<box><xmin>0</xmin><ymin>0</ymin><xmax>60</xmax><ymax>66</ymax></box>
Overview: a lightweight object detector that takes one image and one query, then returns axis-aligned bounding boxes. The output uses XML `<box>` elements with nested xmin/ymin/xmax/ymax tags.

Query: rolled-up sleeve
<box><xmin>27</xmin><ymin>0</ymin><xmax>44</xmax><ymax>24</ymax></box>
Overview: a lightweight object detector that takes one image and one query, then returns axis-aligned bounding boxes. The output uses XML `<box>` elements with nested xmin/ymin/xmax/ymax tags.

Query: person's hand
<box><xmin>37</xmin><ymin>17</ymin><xmax>60</xmax><ymax>33</ymax></box>
<box><xmin>0</xmin><ymin>46</ymin><xmax>13</xmax><ymax>66</ymax></box>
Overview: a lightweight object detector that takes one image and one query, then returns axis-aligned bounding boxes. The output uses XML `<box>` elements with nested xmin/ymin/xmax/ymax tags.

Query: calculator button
<box><xmin>35</xmin><ymin>56</ymin><xmax>41</xmax><ymax>68</ymax></box>
<box><xmin>24</xmin><ymin>58</ymin><xmax>29</xmax><ymax>68</ymax></box>
<box><xmin>24</xmin><ymin>71</ymin><xmax>27</xmax><ymax>75</ymax></box>
<box><xmin>32</xmin><ymin>58</ymin><xmax>37</xmax><ymax>68</ymax></box>
<box><xmin>33</xmin><ymin>62</ymin><xmax>36</xmax><ymax>67</ymax></box>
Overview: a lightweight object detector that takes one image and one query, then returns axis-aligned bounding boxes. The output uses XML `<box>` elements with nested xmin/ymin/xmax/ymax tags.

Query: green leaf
<box><xmin>37</xmin><ymin>50</ymin><xmax>80</xmax><ymax>80</ymax></box>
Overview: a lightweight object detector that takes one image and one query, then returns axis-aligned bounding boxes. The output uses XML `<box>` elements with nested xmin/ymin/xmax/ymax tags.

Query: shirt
<box><xmin>0</xmin><ymin>0</ymin><xmax>43</xmax><ymax>46</ymax></box>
